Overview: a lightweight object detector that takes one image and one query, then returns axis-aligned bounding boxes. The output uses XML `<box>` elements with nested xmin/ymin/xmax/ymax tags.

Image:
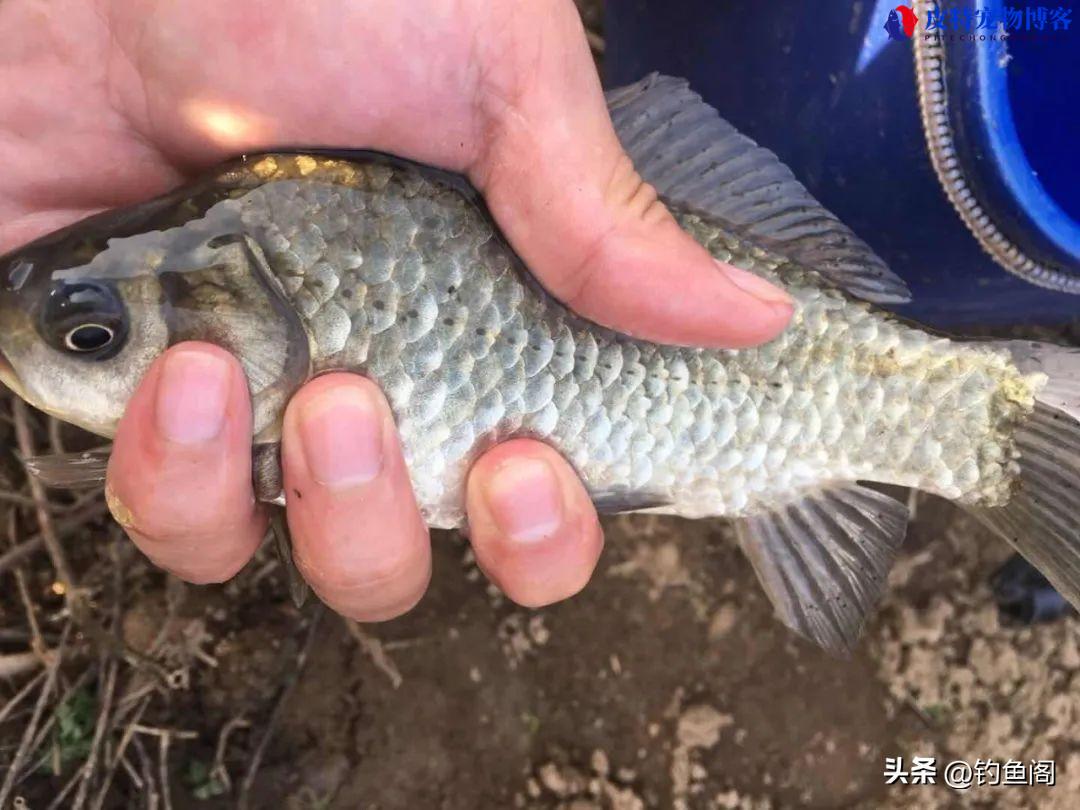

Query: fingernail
<box><xmin>299</xmin><ymin>385</ymin><xmax>384</xmax><ymax>489</ymax></box>
<box><xmin>155</xmin><ymin>350</ymin><xmax>231</xmax><ymax>444</ymax></box>
<box><xmin>715</xmin><ymin>259</ymin><xmax>793</xmax><ymax>309</ymax></box>
<box><xmin>484</xmin><ymin>457</ymin><xmax>564</xmax><ymax>544</ymax></box>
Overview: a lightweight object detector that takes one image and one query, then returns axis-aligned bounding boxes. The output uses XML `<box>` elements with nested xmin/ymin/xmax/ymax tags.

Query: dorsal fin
<box><xmin>734</xmin><ymin>483</ymin><xmax>910</xmax><ymax>654</ymax></box>
<box><xmin>606</xmin><ymin>74</ymin><xmax>912</xmax><ymax>305</ymax></box>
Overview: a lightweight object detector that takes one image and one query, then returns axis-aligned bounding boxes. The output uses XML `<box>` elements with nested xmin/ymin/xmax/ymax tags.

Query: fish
<box><xmin>1</xmin><ymin>74</ymin><xmax>1078</xmax><ymax>653</ymax></box>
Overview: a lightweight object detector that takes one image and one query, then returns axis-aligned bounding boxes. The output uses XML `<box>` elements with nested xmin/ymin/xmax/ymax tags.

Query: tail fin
<box><xmin>968</xmin><ymin>341</ymin><xmax>1080</xmax><ymax>609</ymax></box>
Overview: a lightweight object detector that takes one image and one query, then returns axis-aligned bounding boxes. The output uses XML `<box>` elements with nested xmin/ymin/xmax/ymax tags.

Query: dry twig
<box><xmin>0</xmin><ymin>669</ymin><xmax>47</xmax><ymax>726</ymax></box>
<box><xmin>19</xmin><ymin>667</ymin><xmax>95</xmax><ymax>784</ymax></box>
<box><xmin>44</xmin><ymin>767</ymin><xmax>84</xmax><ymax>810</ymax></box>
<box><xmin>13</xmin><ymin>398</ymin><xmax>77</xmax><ymax>592</ymax></box>
<box><xmin>586</xmin><ymin>28</ymin><xmax>606</xmax><ymax>54</ymax></box>
<box><xmin>211</xmin><ymin>715</ymin><xmax>251</xmax><ymax>794</ymax></box>
<box><xmin>48</xmin><ymin>416</ymin><xmax>66</xmax><ymax>456</ymax></box>
<box><xmin>0</xmin><ymin>535</ymin><xmax>44</xmax><ymax>577</ymax></box>
<box><xmin>238</xmin><ymin>607</ymin><xmax>324</xmax><ymax>810</ymax></box>
<box><xmin>0</xmin><ymin>488</ymin><xmax>98</xmax><ymax>513</ymax></box>
<box><xmin>345</xmin><ymin>619</ymin><xmax>403</xmax><ymax>688</ymax></box>
<box><xmin>90</xmin><ymin>693</ymin><xmax>151</xmax><ymax>810</ymax></box>
<box><xmin>129</xmin><ymin>725</ymin><xmax>198</xmax><ymax>740</ymax></box>
<box><xmin>11</xmin><ymin>569</ymin><xmax>46</xmax><ymax>660</ymax></box>
<box><xmin>157</xmin><ymin>732</ymin><xmax>173</xmax><ymax>810</ymax></box>
<box><xmin>71</xmin><ymin>657</ymin><xmax>119</xmax><ymax>810</ymax></box>
<box><xmin>0</xmin><ymin>502</ymin><xmax>110</xmax><ymax>577</ymax></box>
<box><xmin>8</xmin><ymin>515</ymin><xmax>48</xmax><ymax>667</ymax></box>
<box><xmin>12</xmin><ymin>405</ymin><xmax>153</xmax><ymax>702</ymax></box>
<box><xmin>132</xmin><ymin>735</ymin><xmax>160</xmax><ymax>810</ymax></box>
<box><xmin>0</xmin><ymin>651</ymin><xmax>52</xmax><ymax>680</ymax></box>
<box><xmin>0</xmin><ymin>623</ymin><xmax>70</xmax><ymax>808</ymax></box>
<box><xmin>0</xmin><ymin>490</ymin><xmax>64</xmax><ymax>510</ymax></box>
<box><xmin>110</xmin><ymin>725</ymin><xmax>197</xmax><ymax>810</ymax></box>
<box><xmin>118</xmin><ymin>754</ymin><xmax>144</xmax><ymax>792</ymax></box>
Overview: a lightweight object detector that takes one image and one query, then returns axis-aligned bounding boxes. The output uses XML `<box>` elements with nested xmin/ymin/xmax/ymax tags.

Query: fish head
<box><xmin>0</xmin><ymin>178</ymin><xmax>311</xmax><ymax>440</ymax></box>
<box><xmin>0</xmin><ymin>215</ymin><xmax>175</xmax><ymax>437</ymax></box>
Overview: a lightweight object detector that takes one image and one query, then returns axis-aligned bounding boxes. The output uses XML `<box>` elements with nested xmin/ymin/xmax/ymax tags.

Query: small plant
<box><xmin>521</xmin><ymin>711</ymin><xmax>541</xmax><ymax>736</ymax></box>
<box><xmin>922</xmin><ymin>703</ymin><xmax>951</xmax><ymax>725</ymax></box>
<box><xmin>54</xmin><ymin>688</ymin><xmax>96</xmax><ymax>766</ymax></box>
<box><xmin>184</xmin><ymin>758</ymin><xmax>228</xmax><ymax>801</ymax></box>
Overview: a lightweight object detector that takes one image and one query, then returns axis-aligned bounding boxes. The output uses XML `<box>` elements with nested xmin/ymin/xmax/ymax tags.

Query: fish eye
<box><xmin>39</xmin><ymin>281</ymin><xmax>129</xmax><ymax>360</ymax></box>
<box><xmin>64</xmin><ymin>324</ymin><xmax>116</xmax><ymax>352</ymax></box>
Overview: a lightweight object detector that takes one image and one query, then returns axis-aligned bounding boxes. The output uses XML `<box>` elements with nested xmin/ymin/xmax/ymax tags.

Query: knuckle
<box><xmin>118</xmin><ymin>474</ymin><xmax>251</xmax><ymax>542</ymax></box>
<box><xmin>122</xmin><ymin>513</ymin><xmax>262</xmax><ymax>584</ymax></box>
<box><xmin>358</xmin><ymin>548</ymin><xmax>419</xmax><ymax>589</ymax></box>
<box><xmin>503</xmin><ymin>585</ymin><xmax>550</xmax><ymax>609</ymax></box>
<box><xmin>296</xmin><ymin>532</ymin><xmax>428</xmax><ymax>596</ymax></box>
<box><xmin>185</xmin><ymin>557</ymin><xmax>249</xmax><ymax>585</ymax></box>
<box><xmin>131</xmin><ymin>541</ymin><xmax>222</xmax><ymax>584</ymax></box>
<box><xmin>331</xmin><ymin>585</ymin><xmax>426</xmax><ymax>623</ymax></box>
<box><xmin>165</xmin><ymin>553</ymin><xmax>248</xmax><ymax>586</ymax></box>
<box><xmin>506</xmin><ymin>569</ymin><xmax>588</xmax><ymax>609</ymax></box>
<box><xmin>127</xmin><ymin>504</ymin><xmax>223</xmax><ymax>546</ymax></box>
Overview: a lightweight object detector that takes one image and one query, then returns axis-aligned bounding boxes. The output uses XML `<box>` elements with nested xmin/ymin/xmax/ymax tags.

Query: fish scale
<box><xmin>226</xmin><ymin>163</ymin><xmax>1030</xmax><ymax>528</ymax></box>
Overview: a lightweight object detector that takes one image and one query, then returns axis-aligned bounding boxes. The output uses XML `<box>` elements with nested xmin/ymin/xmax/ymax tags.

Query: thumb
<box><xmin>467</xmin><ymin>4</ymin><xmax>793</xmax><ymax>349</ymax></box>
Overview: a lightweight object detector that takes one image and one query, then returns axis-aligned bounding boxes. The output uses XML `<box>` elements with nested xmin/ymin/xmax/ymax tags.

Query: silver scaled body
<box><xmin>230</xmin><ymin>156</ymin><xmax>1035</xmax><ymax>528</ymax></box>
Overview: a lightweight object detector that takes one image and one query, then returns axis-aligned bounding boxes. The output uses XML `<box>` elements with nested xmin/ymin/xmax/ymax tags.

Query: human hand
<box><xmin>0</xmin><ymin>0</ymin><xmax>792</xmax><ymax>619</ymax></box>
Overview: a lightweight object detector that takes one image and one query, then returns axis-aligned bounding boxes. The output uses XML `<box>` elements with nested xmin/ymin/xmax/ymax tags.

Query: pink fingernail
<box><xmin>299</xmin><ymin>385</ymin><xmax>384</xmax><ymax>490</ymax></box>
<box><xmin>715</xmin><ymin>259</ymin><xmax>793</xmax><ymax>308</ymax></box>
<box><xmin>155</xmin><ymin>350</ymin><xmax>231</xmax><ymax>444</ymax></box>
<box><xmin>484</xmin><ymin>457</ymin><xmax>564</xmax><ymax>544</ymax></box>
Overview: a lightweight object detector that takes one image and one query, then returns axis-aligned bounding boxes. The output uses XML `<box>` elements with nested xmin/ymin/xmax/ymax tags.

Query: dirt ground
<box><xmin>184</xmin><ymin>504</ymin><xmax>1080</xmax><ymax>810</ymax></box>
<box><xmin>4</xmin><ymin>473</ymin><xmax>1080</xmax><ymax>809</ymax></box>
<box><xmin>3</xmin><ymin>2</ymin><xmax>1080</xmax><ymax>808</ymax></box>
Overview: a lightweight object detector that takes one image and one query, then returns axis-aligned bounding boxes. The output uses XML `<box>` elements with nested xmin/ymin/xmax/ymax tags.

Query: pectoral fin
<box><xmin>22</xmin><ymin>446</ymin><xmax>112</xmax><ymax>489</ymax></box>
<box><xmin>25</xmin><ymin>440</ymin><xmax>309</xmax><ymax>608</ymax></box>
<box><xmin>735</xmin><ymin>484</ymin><xmax>909</xmax><ymax>654</ymax></box>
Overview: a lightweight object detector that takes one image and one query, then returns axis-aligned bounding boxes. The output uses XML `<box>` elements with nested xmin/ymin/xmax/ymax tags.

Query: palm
<box><xmin>0</xmin><ymin>0</ymin><xmax>596</xmax><ymax>261</ymax></box>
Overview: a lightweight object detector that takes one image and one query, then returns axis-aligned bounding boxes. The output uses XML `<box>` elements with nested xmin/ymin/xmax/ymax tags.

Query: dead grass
<box><xmin>0</xmin><ymin>392</ymin><xmax>326</xmax><ymax>808</ymax></box>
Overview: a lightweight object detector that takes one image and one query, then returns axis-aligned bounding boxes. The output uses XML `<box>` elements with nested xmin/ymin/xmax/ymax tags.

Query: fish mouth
<box><xmin>0</xmin><ymin>348</ymin><xmax>27</xmax><ymax>401</ymax></box>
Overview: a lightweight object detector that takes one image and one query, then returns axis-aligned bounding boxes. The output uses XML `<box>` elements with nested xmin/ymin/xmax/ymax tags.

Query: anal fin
<box><xmin>735</xmin><ymin>484</ymin><xmax>909</xmax><ymax>654</ymax></box>
<box><xmin>589</xmin><ymin>487</ymin><xmax>672</xmax><ymax>515</ymax></box>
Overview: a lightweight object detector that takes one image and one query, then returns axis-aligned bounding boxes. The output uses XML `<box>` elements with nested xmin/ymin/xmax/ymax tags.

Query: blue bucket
<box><xmin>606</xmin><ymin>0</ymin><xmax>1080</xmax><ymax>329</ymax></box>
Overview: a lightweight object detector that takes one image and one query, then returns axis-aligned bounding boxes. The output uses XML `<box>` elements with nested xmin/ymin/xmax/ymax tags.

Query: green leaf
<box><xmin>54</xmin><ymin>688</ymin><xmax>96</xmax><ymax>765</ymax></box>
<box><xmin>185</xmin><ymin>758</ymin><xmax>227</xmax><ymax>800</ymax></box>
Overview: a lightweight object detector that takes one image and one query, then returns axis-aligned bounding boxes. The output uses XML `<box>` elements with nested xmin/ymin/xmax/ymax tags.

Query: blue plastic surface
<box><xmin>606</xmin><ymin>0</ymin><xmax>1079</xmax><ymax>328</ymax></box>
